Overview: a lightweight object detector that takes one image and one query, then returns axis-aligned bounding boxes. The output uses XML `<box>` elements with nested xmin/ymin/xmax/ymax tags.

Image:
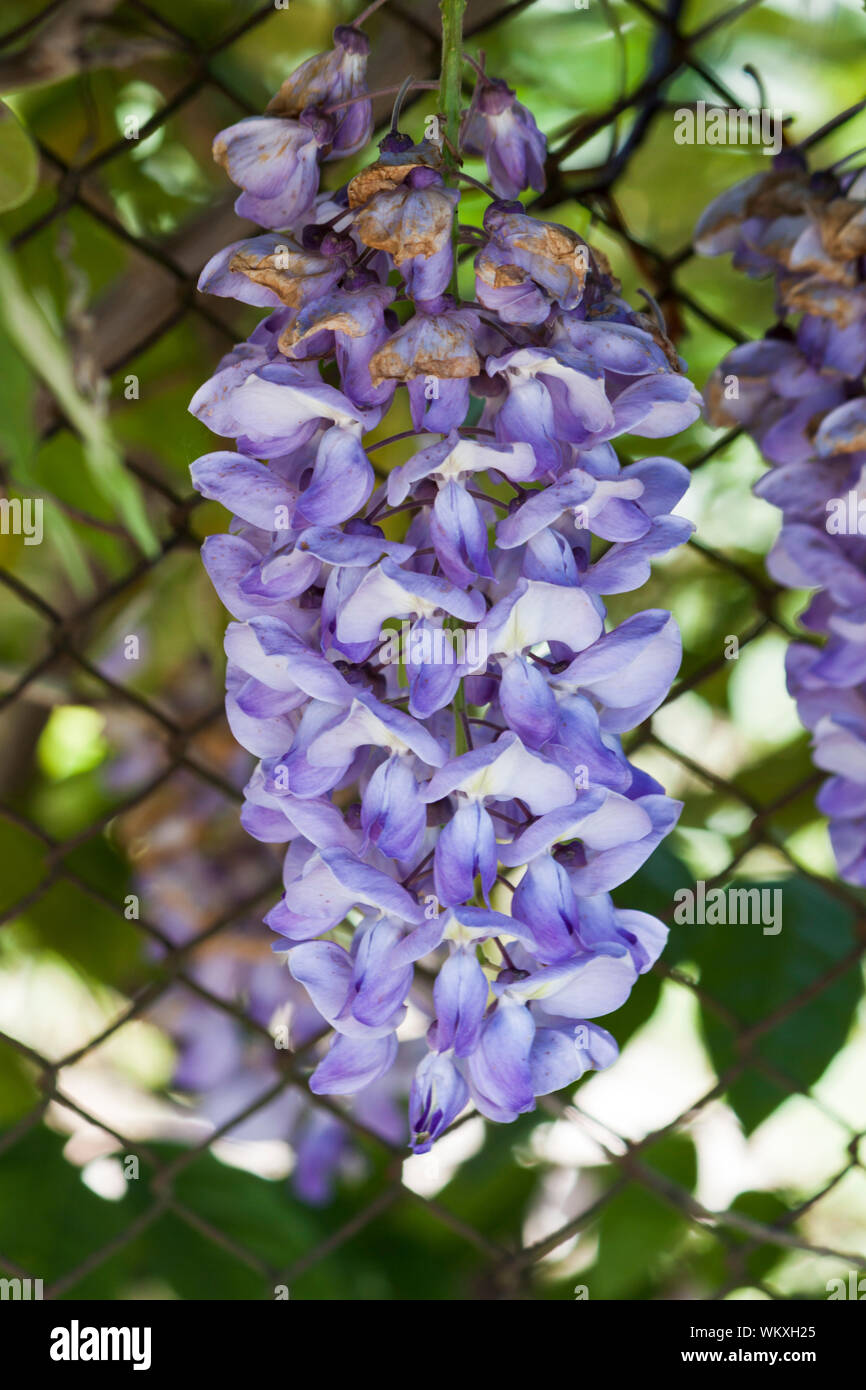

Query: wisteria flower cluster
<box><xmin>189</xmin><ymin>17</ymin><xmax>701</xmax><ymax>1152</ymax></box>
<box><xmin>109</xmin><ymin>704</ymin><xmax>410</xmax><ymax>1203</ymax></box>
<box><xmin>696</xmin><ymin>151</ymin><xmax>866</xmax><ymax>883</ymax></box>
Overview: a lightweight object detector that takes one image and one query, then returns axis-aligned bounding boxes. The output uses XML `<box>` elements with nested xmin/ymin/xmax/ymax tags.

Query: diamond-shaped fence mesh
<box><xmin>1</xmin><ymin>0</ymin><xmax>865</xmax><ymax>1302</ymax></box>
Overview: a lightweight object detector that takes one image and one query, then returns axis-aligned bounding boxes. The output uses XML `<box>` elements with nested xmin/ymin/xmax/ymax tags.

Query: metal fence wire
<box><xmin>1</xmin><ymin>0</ymin><xmax>865</xmax><ymax>1302</ymax></box>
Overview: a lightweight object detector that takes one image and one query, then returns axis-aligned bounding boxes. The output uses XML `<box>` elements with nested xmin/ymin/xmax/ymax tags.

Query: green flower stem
<box><xmin>439</xmin><ymin>0</ymin><xmax>469</xmax><ymax>755</ymax></box>
<box><xmin>438</xmin><ymin>0</ymin><xmax>466</xmax><ymax>176</ymax></box>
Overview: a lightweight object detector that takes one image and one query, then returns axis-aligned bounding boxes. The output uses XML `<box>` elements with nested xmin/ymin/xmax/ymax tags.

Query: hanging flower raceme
<box><xmin>190</xmin><ymin>19</ymin><xmax>700</xmax><ymax>1152</ymax></box>
<box><xmin>696</xmin><ymin>150</ymin><xmax>866</xmax><ymax>884</ymax></box>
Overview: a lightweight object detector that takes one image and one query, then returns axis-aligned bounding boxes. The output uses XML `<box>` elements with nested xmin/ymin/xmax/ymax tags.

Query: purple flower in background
<box><xmin>190</xmin><ymin>21</ymin><xmax>699</xmax><ymax>1153</ymax></box>
<box><xmin>697</xmin><ymin>151</ymin><xmax>866</xmax><ymax>884</ymax></box>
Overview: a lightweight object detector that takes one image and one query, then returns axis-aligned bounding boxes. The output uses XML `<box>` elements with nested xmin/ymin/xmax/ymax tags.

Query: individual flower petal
<box><xmin>505</xmin><ymin>946</ymin><xmax>637</xmax><ymax>1018</ymax></box>
<box><xmin>335</xmin><ymin>557</ymin><xmax>486</xmax><ymax>645</ymax></box>
<box><xmin>228</xmin><ymin>363</ymin><xmax>371</xmax><ymax>457</ymax></box>
<box><xmin>306</xmin><ymin>690</ymin><xmax>447</xmax><ymax>768</ymax></box>
<box><xmin>387</xmin><ymin>433</ymin><xmax>536</xmax><ymax>505</ymax></box>
<box><xmin>289</xmin><ymin>940</ymin><xmax>353</xmax><ymax>1022</ymax></box>
<box><xmin>225</xmin><ymin>617</ymin><xmax>354</xmax><ymax>702</ymax></box>
<box><xmin>410</xmin><ymin>1050</ymin><xmax>468</xmax><ymax>1152</ymax></box>
<box><xmin>362</xmin><ymin>755</ymin><xmax>428</xmax><ymax>861</ymax></box>
<box><xmin>423</xmin><ymin>731</ymin><xmax>577</xmax><ymax>815</ymax></box>
<box><xmin>497</xmin><ymin>789</ymin><xmax>650</xmax><ymax>869</ymax></box>
<box><xmin>529</xmin><ymin>1021</ymin><xmax>618</xmax><ymax>1095</ymax></box>
<box><xmin>555</xmin><ymin>610</ymin><xmax>682</xmax><ymax>732</ymax></box>
<box><xmin>213</xmin><ymin>117</ymin><xmax>322</xmax><ymax>229</ymax></box>
<box><xmin>498</xmin><ymin>654</ymin><xmax>558</xmax><ymax>748</ymax></box>
<box><xmin>432</xmin><ymin>948</ymin><xmax>490</xmax><ymax>1056</ymax></box>
<box><xmin>370</xmin><ymin>304</ymin><xmax>480</xmax><ymax>384</ymax></box>
<box><xmin>350</xmin><ymin>918</ymin><xmax>413</xmax><ymax>1029</ymax></box>
<box><xmin>310</xmin><ymin>1032</ymin><xmax>399</xmax><ymax>1094</ymax></box>
<box><xmin>481</xmin><ymin>576</ymin><xmax>603</xmax><ymax>658</ymax></box>
<box><xmin>296</xmin><ymin>523</ymin><xmax>413</xmax><ymax>567</ymax></box>
<box><xmin>228</xmin><ymin>235</ymin><xmax>346</xmax><ymax>309</ymax></box>
<box><xmin>191</xmin><ymin>451</ymin><xmax>298</xmax><ymax>531</ymax></box>
<box><xmin>430</xmin><ymin>480</ymin><xmax>493</xmax><ymax>585</ymax></box>
<box><xmin>468</xmin><ymin>996</ymin><xmax>536</xmax><ymax>1122</ymax></box>
<box><xmin>266</xmin><ymin>846</ymin><xmax>424</xmax><ymax>941</ymax></box>
<box><xmin>433</xmin><ymin>801</ymin><xmax>498</xmax><ymax>905</ymax></box>
<box><xmin>293</xmin><ymin>426</ymin><xmax>375</xmax><ymax>526</ymax></box>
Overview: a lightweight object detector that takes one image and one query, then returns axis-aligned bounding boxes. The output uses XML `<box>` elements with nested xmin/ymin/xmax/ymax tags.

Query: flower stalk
<box><xmin>439</xmin><ymin>0</ymin><xmax>467</xmax><ymax>174</ymax></box>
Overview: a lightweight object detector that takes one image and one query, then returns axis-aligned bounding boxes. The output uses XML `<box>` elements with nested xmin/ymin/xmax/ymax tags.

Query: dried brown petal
<box><xmin>266</xmin><ymin>53</ymin><xmax>342</xmax><ymax>118</ymax></box>
<box><xmin>229</xmin><ymin>244</ymin><xmax>337</xmax><ymax>309</ymax></box>
<box><xmin>354</xmin><ymin>185</ymin><xmax>455</xmax><ymax>261</ymax></box>
<box><xmin>347</xmin><ymin>140</ymin><xmax>442</xmax><ymax>208</ymax></box>
<box><xmin>475</xmin><ymin>254</ymin><xmax>526</xmax><ymax>289</ymax></box>
<box><xmin>369</xmin><ymin>318</ymin><xmax>479</xmax><ymax>384</ymax></box>
<box><xmin>819</xmin><ymin>198</ymin><xmax>866</xmax><ymax>262</ymax></box>
<box><xmin>779</xmin><ymin>272</ymin><xmax>864</xmax><ymax>326</ymax></box>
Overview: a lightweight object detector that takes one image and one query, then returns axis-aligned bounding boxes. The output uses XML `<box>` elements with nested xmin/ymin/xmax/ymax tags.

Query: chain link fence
<box><xmin>1</xmin><ymin>0</ymin><xmax>865</xmax><ymax>1301</ymax></box>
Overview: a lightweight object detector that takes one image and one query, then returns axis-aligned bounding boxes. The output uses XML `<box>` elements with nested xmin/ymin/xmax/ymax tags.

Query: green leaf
<box><xmin>0</xmin><ymin>244</ymin><xmax>159</xmax><ymax>557</ymax></box>
<box><xmin>0</xmin><ymin>316</ymin><xmax>92</xmax><ymax>593</ymax></box>
<box><xmin>692</xmin><ymin>877</ymin><xmax>862</xmax><ymax>1133</ymax></box>
<box><xmin>587</xmin><ymin>1135</ymin><xmax>698</xmax><ymax>1299</ymax></box>
<box><xmin>688</xmin><ymin>1190</ymin><xmax>790</xmax><ymax>1291</ymax></box>
<box><xmin>0</xmin><ymin>102</ymin><xmax>38</xmax><ymax>213</ymax></box>
<box><xmin>0</xmin><ymin>1127</ymin><xmax>135</xmax><ymax>1296</ymax></box>
<box><xmin>0</xmin><ymin>1129</ymin><xmax>353</xmax><ymax>1300</ymax></box>
<box><xmin>438</xmin><ymin>1113</ymin><xmax>538</xmax><ymax>1244</ymax></box>
<box><xmin>0</xmin><ymin>316</ymin><xmax>35</xmax><ymax>471</ymax></box>
<box><xmin>0</xmin><ymin>1037</ymin><xmax>39</xmax><ymax>1124</ymax></box>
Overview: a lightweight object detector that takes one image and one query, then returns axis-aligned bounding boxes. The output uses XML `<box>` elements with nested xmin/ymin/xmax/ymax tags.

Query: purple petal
<box><xmin>310</xmin><ymin>1032</ymin><xmax>399</xmax><ymax>1094</ymax></box>
<box><xmin>433</xmin><ymin>802</ymin><xmax>498</xmax><ymax>906</ymax></box>
<box><xmin>410</xmin><ymin>1051</ymin><xmax>468</xmax><ymax>1151</ymax></box>
<box><xmin>468</xmin><ymin>998</ymin><xmax>536</xmax><ymax>1122</ymax></box>
<box><xmin>191</xmin><ymin>452</ymin><xmax>297</xmax><ymax>530</ymax></box>
<box><xmin>432</xmin><ymin>948</ymin><xmax>490</xmax><ymax>1056</ymax></box>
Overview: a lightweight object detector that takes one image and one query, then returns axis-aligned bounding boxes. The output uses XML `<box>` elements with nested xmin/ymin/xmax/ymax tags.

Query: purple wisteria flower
<box><xmin>212</xmin><ymin>26</ymin><xmax>372</xmax><ymax>228</ymax></box>
<box><xmin>190</xmin><ymin>19</ymin><xmax>700</xmax><ymax>1151</ymax></box>
<box><xmin>697</xmin><ymin>152</ymin><xmax>866</xmax><ymax>884</ymax></box>
<box><xmin>461</xmin><ymin>74</ymin><xmax>546</xmax><ymax>201</ymax></box>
